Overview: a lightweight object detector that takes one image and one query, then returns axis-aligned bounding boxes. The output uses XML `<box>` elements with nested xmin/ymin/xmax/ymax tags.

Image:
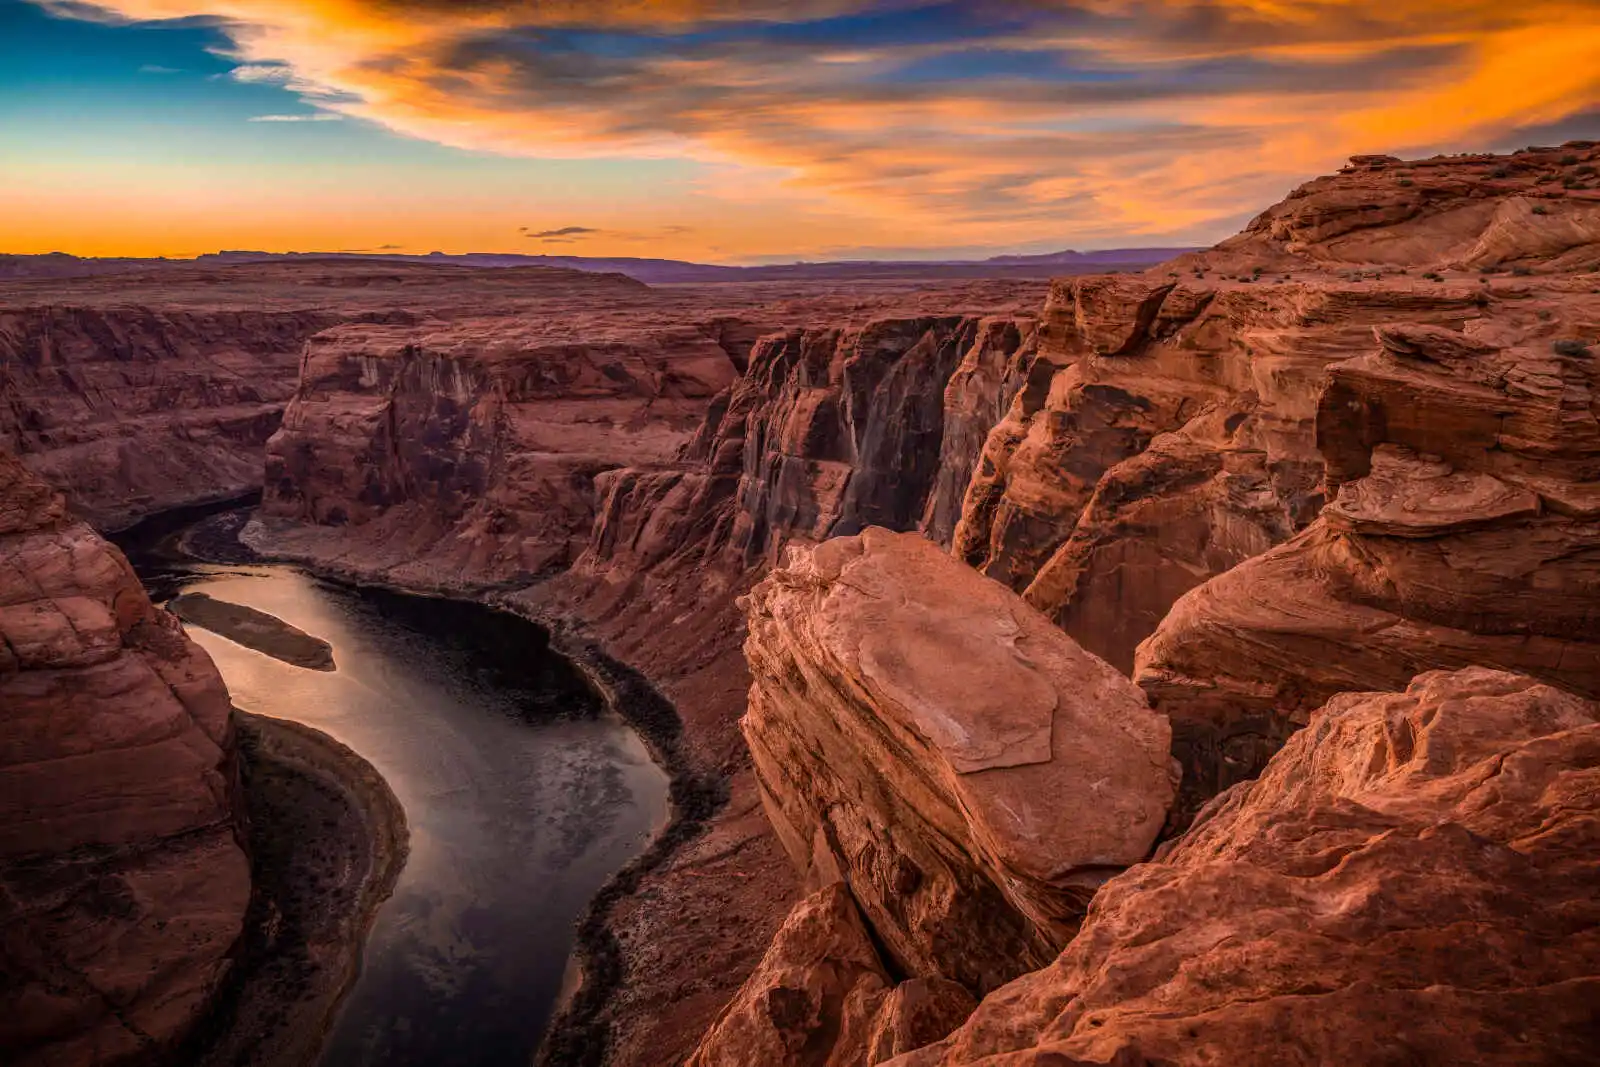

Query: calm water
<box><xmin>129</xmin><ymin>547</ymin><xmax>668</xmax><ymax>1066</ymax></box>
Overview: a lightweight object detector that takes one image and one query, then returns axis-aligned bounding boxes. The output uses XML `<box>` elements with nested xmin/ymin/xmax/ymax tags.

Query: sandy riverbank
<box><xmin>179</xmin><ymin>711</ymin><xmax>408</xmax><ymax>1067</ymax></box>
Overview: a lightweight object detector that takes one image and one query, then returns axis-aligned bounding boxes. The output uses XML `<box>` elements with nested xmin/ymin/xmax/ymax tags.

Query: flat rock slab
<box><xmin>169</xmin><ymin>592</ymin><xmax>335</xmax><ymax>671</ymax></box>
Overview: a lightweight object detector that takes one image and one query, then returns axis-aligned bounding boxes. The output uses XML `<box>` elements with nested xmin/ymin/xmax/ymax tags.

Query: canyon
<box><xmin>3</xmin><ymin>142</ymin><xmax>1600</xmax><ymax>1066</ymax></box>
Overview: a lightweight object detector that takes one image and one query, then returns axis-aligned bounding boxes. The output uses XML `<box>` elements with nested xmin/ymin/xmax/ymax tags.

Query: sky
<box><xmin>2</xmin><ymin>1</ymin><xmax>1598</xmax><ymax>263</ymax></box>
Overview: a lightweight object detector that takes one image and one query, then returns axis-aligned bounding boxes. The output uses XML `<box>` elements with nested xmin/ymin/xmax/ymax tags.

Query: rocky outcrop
<box><xmin>742</xmin><ymin>529</ymin><xmax>1175</xmax><ymax>996</ymax></box>
<box><xmin>1137</xmin><ymin>287</ymin><xmax>1600</xmax><ymax>822</ymax></box>
<box><xmin>892</xmin><ymin>668</ymin><xmax>1600</xmax><ymax>1067</ymax></box>
<box><xmin>953</xmin><ymin>142</ymin><xmax>1600</xmax><ymax>676</ymax></box>
<box><xmin>245</xmin><ymin>280</ymin><xmax>1049</xmax><ymax>1067</ymax></box>
<box><xmin>687</xmin><ymin>883</ymin><xmax>976</xmax><ymax>1067</ymax></box>
<box><xmin>0</xmin><ymin>307</ymin><xmax>330</xmax><ymax>528</ymax></box>
<box><xmin>0</xmin><ymin>452</ymin><xmax>250</xmax><ymax>1065</ymax></box>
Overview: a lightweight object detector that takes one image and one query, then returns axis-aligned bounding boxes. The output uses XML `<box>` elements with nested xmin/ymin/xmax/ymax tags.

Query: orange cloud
<box><xmin>26</xmin><ymin>0</ymin><xmax>1600</xmax><ymax>251</ymax></box>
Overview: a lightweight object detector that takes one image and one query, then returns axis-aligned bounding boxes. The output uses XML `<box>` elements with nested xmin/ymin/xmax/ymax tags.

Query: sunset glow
<box><xmin>3</xmin><ymin>0</ymin><xmax>1598</xmax><ymax>261</ymax></box>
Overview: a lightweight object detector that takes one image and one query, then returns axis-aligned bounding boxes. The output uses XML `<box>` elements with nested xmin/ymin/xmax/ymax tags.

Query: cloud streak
<box><xmin>28</xmin><ymin>1</ymin><xmax>1600</xmax><ymax>246</ymax></box>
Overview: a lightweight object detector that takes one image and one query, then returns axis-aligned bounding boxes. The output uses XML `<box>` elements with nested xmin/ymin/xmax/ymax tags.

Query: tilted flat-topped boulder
<box><xmin>742</xmin><ymin>527</ymin><xmax>1175</xmax><ymax>995</ymax></box>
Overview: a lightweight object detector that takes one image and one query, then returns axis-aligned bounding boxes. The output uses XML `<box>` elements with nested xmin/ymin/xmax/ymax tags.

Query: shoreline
<box><xmin>223</xmin><ymin>513</ymin><xmax>727</xmax><ymax>1066</ymax></box>
<box><xmin>182</xmin><ymin>709</ymin><xmax>409</xmax><ymax>1067</ymax></box>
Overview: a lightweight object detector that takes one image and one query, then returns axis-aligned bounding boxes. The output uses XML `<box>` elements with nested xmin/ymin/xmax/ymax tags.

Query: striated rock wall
<box><xmin>261</xmin><ymin>302</ymin><xmax>744</xmax><ymax>586</ymax></box>
<box><xmin>741</xmin><ymin>530</ymin><xmax>1174</xmax><ymax>995</ymax></box>
<box><xmin>246</xmin><ymin>283</ymin><xmax>1048</xmax><ymax>1067</ymax></box>
<box><xmin>893</xmin><ymin>668</ymin><xmax>1600</xmax><ymax>1067</ymax></box>
<box><xmin>0</xmin><ymin>452</ymin><xmax>250</xmax><ymax>1065</ymax></box>
<box><xmin>1136</xmin><ymin>282</ymin><xmax>1600</xmax><ymax>823</ymax></box>
<box><xmin>0</xmin><ymin>307</ymin><xmax>331</xmax><ymax>528</ymax></box>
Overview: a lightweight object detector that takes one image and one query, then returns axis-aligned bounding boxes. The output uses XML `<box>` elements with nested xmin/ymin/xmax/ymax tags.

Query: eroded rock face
<box><xmin>742</xmin><ymin>529</ymin><xmax>1174</xmax><ymax>995</ymax></box>
<box><xmin>0</xmin><ymin>452</ymin><xmax>250</xmax><ymax>1065</ymax></box>
<box><xmin>0</xmin><ymin>306</ymin><xmax>329</xmax><ymax>528</ymax></box>
<box><xmin>687</xmin><ymin>883</ymin><xmax>978</xmax><ymax>1067</ymax></box>
<box><xmin>955</xmin><ymin>142</ymin><xmax>1600</xmax><ymax>676</ymax></box>
<box><xmin>894</xmin><ymin>668</ymin><xmax>1600</xmax><ymax>1067</ymax></box>
<box><xmin>1137</xmin><ymin>284</ymin><xmax>1600</xmax><ymax>822</ymax></box>
<box><xmin>262</xmin><ymin>302</ymin><xmax>743</xmax><ymax>585</ymax></box>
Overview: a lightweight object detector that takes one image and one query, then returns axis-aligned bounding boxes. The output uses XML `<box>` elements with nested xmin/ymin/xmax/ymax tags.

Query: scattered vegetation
<box><xmin>1553</xmin><ymin>339</ymin><xmax>1592</xmax><ymax>356</ymax></box>
<box><xmin>1397</xmin><ymin>178</ymin><xmax>1414</xmax><ymax>187</ymax></box>
<box><xmin>1421</xmin><ymin>271</ymin><xmax>1444</xmax><ymax>282</ymax></box>
<box><xmin>1532</xmin><ymin>205</ymin><xmax>1550</xmax><ymax>215</ymax></box>
<box><xmin>1560</xmin><ymin>154</ymin><xmax>1581</xmax><ymax>166</ymax></box>
<box><xmin>1490</xmin><ymin>167</ymin><xmax>1510</xmax><ymax>179</ymax></box>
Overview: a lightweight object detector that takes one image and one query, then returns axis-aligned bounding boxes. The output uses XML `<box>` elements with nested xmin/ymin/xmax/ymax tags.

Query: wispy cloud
<box><xmin>137</xmin><ymin>63</ymin><xmax>180</xmax><ymax>74</ymax></box>
<box><xmin>522</xmin><ymin>226</ymin><xmax>600</xmax><ymax>238</ymax></box>
<box><xmin>248</xmin><ymin>113</ymin><xmax>343</xmax><ymax>122</ymax></box>
<box><xmin>27</xmin><ymin>1</ymin><xmax>1600</xmax><ymax>246</ymax></box>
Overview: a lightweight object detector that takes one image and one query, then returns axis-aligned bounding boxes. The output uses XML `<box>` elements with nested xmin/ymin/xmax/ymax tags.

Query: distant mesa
<box><xmin>0</xmin><ymin>246</ymin><xmax>1196</xmax><ymax>284</ymax></box>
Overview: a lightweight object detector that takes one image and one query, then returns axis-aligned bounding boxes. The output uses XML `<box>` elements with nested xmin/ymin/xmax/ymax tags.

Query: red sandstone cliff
<box><xmin>0</xmin><ymin>453</ymin><xmax>250</xmax><ymax>1065</ymax></box>
<box><xmin>0</xmin><ymin>306</ymin><xmax>330</xmax><ymax>528</ymax></box>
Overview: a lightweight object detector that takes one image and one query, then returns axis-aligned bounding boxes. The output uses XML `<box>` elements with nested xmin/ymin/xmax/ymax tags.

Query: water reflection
<box><xmin>144</xmin><ymin>564</ymin><xmax>668</xmax><ymax>1067</ymax></box>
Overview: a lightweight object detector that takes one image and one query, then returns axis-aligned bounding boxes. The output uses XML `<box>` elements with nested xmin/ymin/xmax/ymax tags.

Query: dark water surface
<box><xmin>124</xmin><ymin>520</ymin><xmax>669</xmax><ymax>1067</ymax></box>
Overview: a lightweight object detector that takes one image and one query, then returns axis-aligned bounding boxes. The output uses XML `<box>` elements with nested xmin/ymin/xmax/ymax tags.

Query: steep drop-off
<box><xmin>0</xmin><ymin>307</ymin><xmax>330</xmax><ymax>528</ymax></box>
<box><xmin>0</xmin><ymin>453</ymin><xmax>251</xmax><ymax>1065</ymax></box>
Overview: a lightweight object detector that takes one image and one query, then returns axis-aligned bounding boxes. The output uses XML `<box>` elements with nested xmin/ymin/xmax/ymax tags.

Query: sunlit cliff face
<box><xmin>11</xmin><ymin>0</ymin><xmax>1600</xmax><ymax>259</ymax></box>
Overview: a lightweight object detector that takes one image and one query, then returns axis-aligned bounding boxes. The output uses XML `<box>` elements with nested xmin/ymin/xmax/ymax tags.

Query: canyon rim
<box><xmin>5</xmin><ymin>7</ymin><xmax>1600</xmax><ymax>1061</ymax></box>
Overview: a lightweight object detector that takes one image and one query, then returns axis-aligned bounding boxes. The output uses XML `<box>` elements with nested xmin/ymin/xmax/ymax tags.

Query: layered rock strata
<box><xmin>893</xmin><ymin>668</ymin><xmax>1600</xmax><ymax>1067</ymax></box>
<box><xmin>956</xmin><ymin>141</ymin><xmax>1600</xmax><ymax>675</ymax></box>
<box><xmin>0</xmin><ymin>307</ymin><xmax>331</xmax><ymax>528</ymax></box>
<box><xmin>741</xmin><ymin>529</ymin><xmax>1175</xmax><ymax>995</ymax></box>
<box><xmin>687</xmin><ymin>884</ymin><xmax>976</xmax><ymax>1067</ymax></box>
<box><xmin>246</xmin><ymin>284</ymin><xmax>1047</xmax><ymax>1067</ymax></box>
<box><xmin>0</xmin><ymin>452</ymin><xmax>250</xmax><ymax>1065</ymax></box>
<box><xmin>1133</xmin><ymin>168</ymin><xmax>1600</xmax><ymax>822</ymax></box>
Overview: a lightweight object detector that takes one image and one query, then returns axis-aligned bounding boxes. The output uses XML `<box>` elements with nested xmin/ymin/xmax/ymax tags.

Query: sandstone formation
<box><xmin>892</xmin><ymin>668</ymin><xmax>1600</xmax><ymax>1067</ymax></box>
<box><xmin>955</xmin><ymin>142</ymin><xmax>1600</xmax><ymax>677</ymax></box>
<box><xmin>0</xmin><ymin>306</ymin><xmax>330</xmax><ymax>528</ymax></box>
<box><xmin>242</xmin><ymin>278</ymin><xmax>1047</xmax><ymax>1066</ymax></box>
<box><xmin>0</xmin><ymin>452</ymin><xmax>250</xmax><ymax>1065</ymax></box>
<box><xmin>742</xmin><ymin>529</ymin><xmax>1174</xmax><ymax>995</ymax></box>
<box><xmin>687</xmin><ymin>883</ymin><xmax>976</xmax><ymax>1067</ymax></box>
<box><xmin>1132</xmin><ymin>147</ymin><xmax>1600</xmax><ymax>821</ymax></box>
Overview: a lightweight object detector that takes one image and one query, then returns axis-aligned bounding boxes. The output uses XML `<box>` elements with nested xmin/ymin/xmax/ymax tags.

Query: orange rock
<box><xmin>742</xmin><ymin>529</ymin><xmax>1175</xmax><ymax>995</ymax></box>
<box><xmin>0</xmin><ymin>452</ymin><xmax>250</xmax><ymax>1065</ymax></box>
<box><xmin>893</xmin><ymin>669</ymin><xmax>1600</xmax><ymax>1067</ymax></box>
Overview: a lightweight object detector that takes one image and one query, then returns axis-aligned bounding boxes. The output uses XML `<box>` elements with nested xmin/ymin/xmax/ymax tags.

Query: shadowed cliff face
<box><xmin>0</xmin><ymin>452</ymin><xmax>250</xmax><ymax>1066</ymax></box>
<box><xmin>0</xmin><ymin>306</ymin><xmax>332</xmax><ymax>529</ymax></box>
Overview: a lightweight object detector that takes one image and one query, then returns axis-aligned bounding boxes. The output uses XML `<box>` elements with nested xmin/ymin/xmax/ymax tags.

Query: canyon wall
<box><xmin>0</xmin><ymin>452</ymin><xmax>250</xmax><ymax>1065</ymax></box>
<box><xmin>0</xmin><ymin>307</ymin><xmax>330</xmax><ymax>528</ymax></box>
<box><xmin>245</xmin><ymin>285</ymin><xmax>1047</xmax><ymax>1066</ymax></box>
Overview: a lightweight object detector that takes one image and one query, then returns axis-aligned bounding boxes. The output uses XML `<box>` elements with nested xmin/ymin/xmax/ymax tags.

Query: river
<box><xmin>122</xmin><ymin>514</ymin><xmax>669</xmax><ymax>1067</ymax></box>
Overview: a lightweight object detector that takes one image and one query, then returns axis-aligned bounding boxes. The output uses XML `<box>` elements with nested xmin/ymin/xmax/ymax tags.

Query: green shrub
<box><xmin>1560</xmin><ymin>154</ymin><xmax>1580</xmax><ymax>165</ymax></box>
<box><xmin>1553</xmin><ymin>339</ymin><xmax>1591</xmax><ymax>356</ymax></box>
<box><xmin>1532</xmin><ymin>205</ymin><xmax>1550</xmax><ymax>215</ymax></box>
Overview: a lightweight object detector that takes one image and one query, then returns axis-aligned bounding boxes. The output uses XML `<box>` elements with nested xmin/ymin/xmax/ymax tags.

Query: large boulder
<box><xmin>0</xmin><ymin>453</ymin><xmax>250</xmax><ymax>1065</ymax></box>
<box><xmin>894</xmin><ymin>668</ymin><xmax>1600</xmax><ymax>1067</ymax></box>
<box><xmin>742</xmin><ymin>528</ymin><xmax>1175</xmax><ymax>995</ymax></box>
